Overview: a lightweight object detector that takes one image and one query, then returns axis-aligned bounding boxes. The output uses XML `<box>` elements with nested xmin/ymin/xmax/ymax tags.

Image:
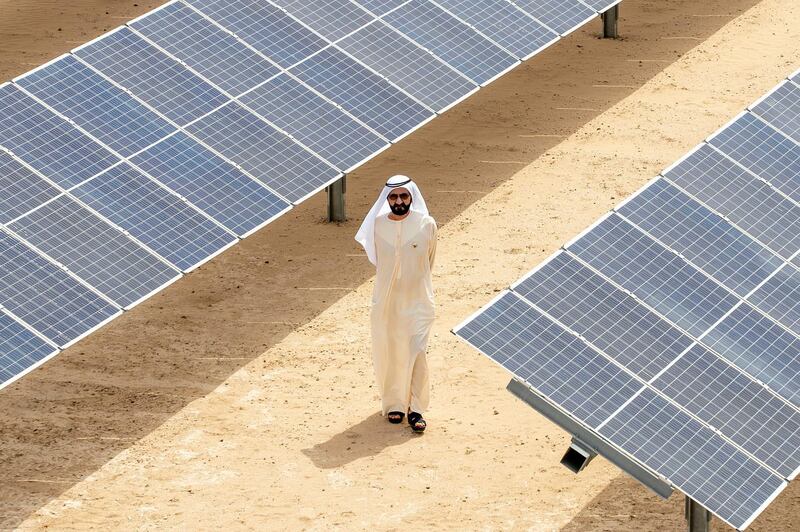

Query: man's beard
<box><xmin>390</xmin><ymin>202</ymin><xmax>411</xmax><ymax>216</ymax></box>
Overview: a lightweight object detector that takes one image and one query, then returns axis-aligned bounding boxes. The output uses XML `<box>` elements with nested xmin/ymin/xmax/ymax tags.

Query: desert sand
<box><xmin>0</xmin><ymin>0</ymin><xmax>798</xmax><ymax>530</ymax></box>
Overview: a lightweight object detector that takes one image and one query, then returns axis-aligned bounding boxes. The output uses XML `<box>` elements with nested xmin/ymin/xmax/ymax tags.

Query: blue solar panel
<box><xmin>338</xmin><ymin>21</ymin><xmax>477</xmax><ymax>111</ymax></box>
<box><xmin>664</xmin><ymin>144</ymin><xmax>800</xmax><ymax>261</ymax></box>
<box><xmin>567</xmin><ymin>214</ymin><xmax>740</xmax><ymax>338</ymax></box>
<box><xmin>130</xmin><ymin>2</ymin><xmax>281</xmax><ymax>97</ymax></box>
<box><xmin>708</xmin><ymin>113</ymin><xmax>800</xmax><ymax>203</ymax></box>
<box><xmin>186</xmin><ymin>0</ymin><xmax>328</xmax><ymax>68</ymax></box>
<box><xmin>74</xmin><ymin>28</ymin><xmax>230</xmax><ymax>126</ymax></box>
<box><xmin>353</xmin><ymin>0</ymin><xmax>407</xmax><ymax>16</ymax></box>
<box><xmin>513</xmin><ymin>252</ymin><xmax>694</xmax><ymax>381</ymax></box>
<box><xmin>130</xmin><ymin>132</ymin><xmax>291</xmax><ymax>236</ymax></box>
<box><xmin>617</xmin><ymin>179</ymin><xmax>785</xmax><ymax>297</ymax></box>
<box><xmin>273</xmin><ymin>0</ymin><xmax>375</xmax><ymax>42</ymax></box>
<box><xmin>383</xmin><ymin>0</ymin><xmax>518</xmax><ymax>85</ymax></box>
<box><xmin>598</xmin><ymin>388</ymin><xmax>784</xmax><ymax>531</ymax></box>
<box><xmin>434</xmin><ymin>0</ymin><xmax>559</xmax><ymax>59</ymax></box>
<box><xmin>747</xmin><ymin>267</ymin><xmax>800</xmax><ymax>336</ymax></box>
<box><xmin>71</xmin><ymin>163</ymin><xmax>235</xmax><ymax>271</ymax></box>
<box><xmin>185</xmin><ymin>103</ymin><xmax>340</xmax><ymax>203</ymax></box>
<box><xmin>239</xmin><ymin>74</ymin><xmax>388</xmax><ymax>171</ymax></box>
<box><xmin>651</xmin><ymin>344</ymin><xmax>800</xmax><ymax>477</ymax></box>
<box><xmin>0</xmin><ymin>151</ymin><xmax>60</xmax><ymax>224</ymax></box>
<box><xmin>751</xmin><ymin>81</ymin><xmax>800</xmax><ymax>144</ymax></box>
<box><xmin>16</xmin><ymin>55</ymin><xmax>175</xmax><ymax>158</ymax></box>
<box><xmin>0</xmin><ymin>310</ymin><xmax>58</xmax><ymax>387</ymax></box>
<box><xmin>0</xmin><ymin>230</ymin><xmax>119</xmax><ymax>347</ymax></box>
<box><xmin>581</xmin><ymin>0</ymin><xmax>619</xmax><ymax>10</ymax></box>
<box><xmin>289</xmin><ymin>47</ymin><xmax>434</xmax><ymax>141</ymax></box>
<box><xmin>7</xmin><ymin>194</ymin><xmax>179</xmax><ymax>308</ymax></box>
<box><xmin>0</xmin><ymin>84</ymin><xmax>119</xmax><ymax>188</ymax></box>
<box><xmin>457</xmin><ymin>291</ymin><xmax>642</xmax><ymax>429</ymax></box>
<box><xmin>511</xmin><ymin>0</ymin><xmax>596</xmax><ymax>35</ymax></box>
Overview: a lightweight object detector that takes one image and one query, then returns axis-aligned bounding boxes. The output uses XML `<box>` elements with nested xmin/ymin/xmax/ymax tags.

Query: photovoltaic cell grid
<box><xmin>1</xmin><ymin>0</ymin><xmax>622</xmax><ymax>389</ymax></box>
<box><xmin>454</xmin><ymin>70</ymin><xmax>800</xmax><ymax>530</ymax></box>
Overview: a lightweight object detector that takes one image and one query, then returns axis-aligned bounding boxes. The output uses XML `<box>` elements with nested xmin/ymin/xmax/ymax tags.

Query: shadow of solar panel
<box><xmin>289</xmin><ymin>47</ymin><xmax>433</xmax><ymax>142</ymax></box>
<box><xmin>651</xmin><ymin>344</ymin><xmax>800</xmax><ymax>477</ymax></box>
<box><xmin>617</xmin><ymin>179</ymin><xmax>785</xmax><ymax>297</ymax></box>
<box><xmin>383</xmin><ymin>0</ymin><xmax>518</xmax><ymax>85</ymax></box>
<box><xmin>456</xmin><ymin>291</ymin><xmax>642</xmax><ymax>429</ymax></box>
<box><xmin>0</xmin><ymin>231</ymin><xmax>119</xmax><ymax>347</ymax></box>
<box><xmin>338</xmin><ymin>21</ymin><xmax>476</xmax><ymax>111</ymax></box>
<box><xmin>567</xmin><ymin>214</ymin><xmax>740</xmax><ymax>338</ymax></box>
<box><xmin>702</xmin><ymin>304</ymin><xmax>800</xmax><ymax>409</ymax></box>
<box><xmin>0</xmin><ymin>152</ymin><xmax>60</xmax><ymax>224</ymax></box>
<box><xmin>185</xmin><ymin>102</ymin><xmax>340</xmax><ymax>204</ymax></box>
<box><xmin>8</xmin><ymin>195</ymin><xmax>180</xmax><ymax>308</ymax></box>
<box><xmin>71</xmin><ymin>163</ymin><xmax>235</xmax><ymax>272</ymax></box>
<box><xmin>187</xmin><ymin>0</ymin><xmax>328</xmax><ymax>68</ymax></box>
<box><xmin>598</xmin><ymin>388</ymin><xmax>785</xmax><ymax>531</ymax></box>
<box><xmin>130</xmin><ymin>132</ymin><xmax>291</xmax><ymax>236</ymax></box>
<box><xmin>130</xmin><ymin>2</ymin><xmax>280</xmax><ymax>97</ymax></box>
<box><xmin>513</xmin><ymin>252</ymin><xmax>694</xmax><ymax>381</ymax></box>
<box><xmin>0</xmin><ymin>84</ymin><xmax>119</xmax><ymax>188</ymax></box>
<box><xmin>273</xmin><ymin>0</ymin><xmax>375</xmax><ymax>42</ymax></box>
<box><xmin>0</xmin><ymin>310</ymin><xmax>58</xmax><ymax>387</ymax></box>
<box><xmin>15</xmin><ymin>55</ymin><xmax>175</xmax><ymax>158</ymax></box>
<box><xmin>511</xmin><ymin>0</ymin><xmax>595</xmax><ymax>35</ymax></box>
<box><xmin>353</xmin><ymin>0</ymin><xmax>407</xmax><ymax>16</ymax></box>
<box><xmin>751</xmin><ymin>81</ymin><xmax>800</xmax><ymax>145</ymax></box>
<box><xmin>240</xmin><ymin>74</ymin><xmax>388</xmax><ymax>171</ymax></box>
<box><xmin>708</xmin><ymin>113</ymin><xmax>800</xmax><ymax>203</ymax></box>
<box><xmin>664</xmin><ymin>144</ymin><xmax>800</xmax><ymax>261</ymax></box>
<box><xmin>748</xmin><ymin>268</ymin><xmax>800</xmax><ymax>336</ymax></box>
<box><xmin>435</xmin><ymin>0</ymin><xmax>559</xmax><ymax>60</ymax></box>
<box><xmin>74</xmin><ymin>27</ymin><xmax>230</xmax><ymax>127</ymax></box>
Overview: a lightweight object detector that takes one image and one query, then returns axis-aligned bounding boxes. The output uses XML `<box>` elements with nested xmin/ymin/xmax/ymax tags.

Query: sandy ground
<box><xmin>0</xmin><ymin>0</ymin><xmax>798</xmax><ymax>530</ymax></box>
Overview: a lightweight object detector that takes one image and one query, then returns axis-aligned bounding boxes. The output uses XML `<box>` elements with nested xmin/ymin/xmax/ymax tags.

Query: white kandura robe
<box><xmin>371</xmin><ymin>210</ymin><xmax>437</xmax><ymax>415</ymax></box>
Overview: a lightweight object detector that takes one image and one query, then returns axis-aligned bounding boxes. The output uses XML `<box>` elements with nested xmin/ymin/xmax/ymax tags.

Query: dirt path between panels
<box><xmin>1</xmin><ymin>0</ymin><xmax>798</xmax><ymax>530</ymax></box>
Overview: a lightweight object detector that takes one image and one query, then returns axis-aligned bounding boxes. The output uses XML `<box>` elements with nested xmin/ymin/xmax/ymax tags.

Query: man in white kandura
<box><xmin>355</xmin><ymin>175</ymin><xmax>437</xmax><ymax>433</ymax></box>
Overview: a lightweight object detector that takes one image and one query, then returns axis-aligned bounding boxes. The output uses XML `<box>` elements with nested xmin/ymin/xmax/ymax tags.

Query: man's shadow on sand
<box><xmin>302</xmin><ymin>412</ymin><xmax>419</xmax><ymax>469</ymax></box>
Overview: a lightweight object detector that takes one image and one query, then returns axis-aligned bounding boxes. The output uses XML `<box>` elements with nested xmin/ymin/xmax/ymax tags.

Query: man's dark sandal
<box><xmin>408</xmin><ymin>412</ymin><xmax>426</xmax><ymax>433</ymax></box>
<box><xmin>387</xmin><ymin>411</ymin><xmax>405</xmax><ymax>424</ymax></box>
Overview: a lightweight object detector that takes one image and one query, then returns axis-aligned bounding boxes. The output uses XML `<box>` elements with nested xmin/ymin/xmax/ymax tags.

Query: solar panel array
<box><xmin>1</xmin><ymin>0</ymin><xmax>619</xmax><ymax>389</ymax></box>
<box><xmin>454</xmin><ymin>69</ymin><xmax>800</xmax><ymax>530</ymax></box>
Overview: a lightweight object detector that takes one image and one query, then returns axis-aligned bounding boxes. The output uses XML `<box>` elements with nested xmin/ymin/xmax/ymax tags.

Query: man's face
<box><xmin>387</xmin><ymin>187</ymin><xmax>412</xmax><ymax>216</ymax></box>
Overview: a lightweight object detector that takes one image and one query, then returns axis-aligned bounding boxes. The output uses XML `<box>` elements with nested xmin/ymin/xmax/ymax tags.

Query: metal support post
<box><xmin>602</xmin><ymin>5</ymin><xmax>619</xmax><ymax>39</ymax></box>
<box><xmin>327</xmin><ymin>175</ymin><xmax>346</xmax><ymax>222</ymax></box>
<box><xmin>685</xmin><ymin>497</ymin><xmax>712</xmax><ymax>532</ymax></box>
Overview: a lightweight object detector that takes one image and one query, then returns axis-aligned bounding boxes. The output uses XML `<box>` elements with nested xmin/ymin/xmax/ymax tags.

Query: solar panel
<box><xmin>185</xmin><ymin>102</ymin><xmax>341</xmax><ymax>203</ymax></box>
<box><xmin>130</xmin><ymin>2</ymin><xmax>281</xmax><ymax>97</ymax></box>
<box><xmin>0</xmin><ymin>310</ymin><xmax>58</xmax><ymax>388</ymax></box>
<box><xmin>0</xmin><ymin>230</ymin><xmax>120</xmax><ymax>347</ymax></box>
<box><xmin>74</xmin><ymin>27</ymin><xmax>230</xmax><ymax>126</ymax></box>
<box><xmin>750</xmin><ymin>81</ymin><xmax>800</xmax><ymax>144</ymax></box>
<box><xmin>273</xmin><ymin>0</ymin><xmax>375</xmax><ymax>42</ymax></box>
<box><xmin>15</xmin><ymin>55</ymin><xmax>176</xmax><ymax>158</ymax></box>
<box><xmin>70</xmin><ymin>163</ymin><xmax>236</xmax><ymax>272</ymax></box>
<box><xmin>617</xmin><ymin>178</ymin><xmax>785</xmax><ymax>297</ymax></box>
<box><xmin>708</xmin><ymin>112</ymin><xmax>800</xmax><ymax>203</ymax></box>
<box><xmin>288</xmin><ymin>46</ymin><xmax>434</xmax><ymax>142</ymax></box>
<box><xmin>7</xmin><ymin>194</ymin><xmax>180</xmax><ymax>308</ymax></box>
<box><xmin>186</xmin><ymin>0</ymin><xmax>328</xmax><ymax>68</ymax></box>
<box><xmin>129</xmin><ymin>132</ymin><xmax>291</xmax><ymax>236</ymax></box>
<box><xmin>434</xmin><ymin>0</ymin><xmax>559</xmax><ymax>60</ymax></box>
<box><xmin>0</xmin><ymin>151</ymin><xmax>60</xmax><ymax>224</ymax></box>
<box><xmin>383</xmin><ymin>0</ymin><xmax>519</xmax><ymax>85</ymax></box>
<box><xmin>511</xmin><ymin>0</ymin><xmax>596</xmax><ymax>35</ymax></box>
<box><xmin>337</xmin><ymin>21</ymin><xmax>477</xmax><ymax>111</ymax></box>
<box><xmin>454</xmin><ymin>70</ymin><xmax>800</xmax><ymax>529</ymax></box>
<box><xmin>664</xmin><ymin>144</ymin><xmax>800</xmax><ymax>262</ymax></box>
<box><xmin>353</xmin><ymin>0</ymin><xmax>408</xmax><ymax>16</ymax></box>
<box><xmin>0</xmin><ymin>84</ymin><xmax>119</xmax><ymax>188</ymax></box>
